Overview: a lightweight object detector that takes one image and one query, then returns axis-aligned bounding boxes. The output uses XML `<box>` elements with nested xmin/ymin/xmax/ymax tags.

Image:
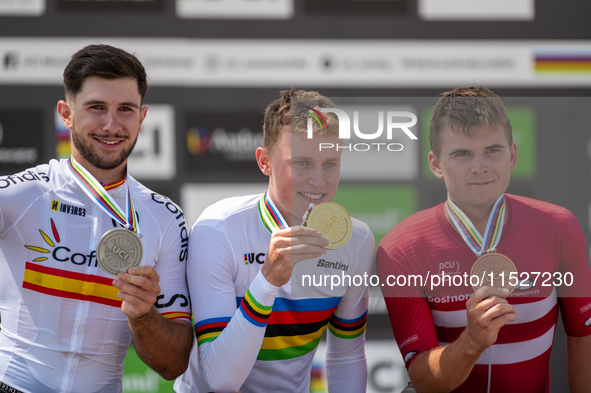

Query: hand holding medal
<box><xmin>302</xmin><ymin>202</ymin><xmax>352</xmax><ymax>249</ymax></box>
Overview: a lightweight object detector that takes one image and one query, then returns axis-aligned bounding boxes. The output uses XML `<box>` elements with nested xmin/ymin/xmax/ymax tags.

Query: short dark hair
<box><xmin>263</xmin><ymin>87</ymin><xmax>338</xmax><ymax>150</ymax></box>
<box><xmin>63</xmin><ymin>44</ymin><xmax>148</xmax><ymax>102</ymax></box>
<box><xmin>429</xmin><ymin>86</ymin><xmax>512</xmax><ymax>157</ymax></box>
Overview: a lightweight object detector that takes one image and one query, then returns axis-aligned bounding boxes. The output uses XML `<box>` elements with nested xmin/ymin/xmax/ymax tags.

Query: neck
<box><xmin>447</xmin><ymin>199</ymin><xmax>495</xmax><ymax>237</ymax></box>
<box><xmin>72</xmin><ymin>154</ymin><xmax>126</xmax><ymax>185</ymax></box>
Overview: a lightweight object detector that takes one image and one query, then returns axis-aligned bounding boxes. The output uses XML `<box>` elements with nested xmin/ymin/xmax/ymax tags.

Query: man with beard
<box><xmin>0</xmin><ymin>44</ymin><xmax>192</xmax><ymax>393</ymax></box>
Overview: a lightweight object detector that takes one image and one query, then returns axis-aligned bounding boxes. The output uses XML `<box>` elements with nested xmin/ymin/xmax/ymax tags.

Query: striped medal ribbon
<box><xmin>258</xmin><ymin>191</ymin><xmax>288</xmax><ymax>233</ymax></box>
<box><xmin>446</xmin><ymin>194</ymin><xmax>506</xmax><ymax>257</ymax></box>
<box><xmin>67</xmin><ymin>155</ymin><xmax>140</xmax><ymax>235</ymax></box>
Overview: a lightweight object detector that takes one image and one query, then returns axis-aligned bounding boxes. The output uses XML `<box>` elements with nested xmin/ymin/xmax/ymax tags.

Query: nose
<box><xmin>471</xmin><ymin>153</ymin><xmax>488</xmax><ymax>174</ymax></box>
<box><xmin>308</xmin><ymin>165</ymin><xmax>327</xmax><ymax>188</ymax></box>
<box><xmin>103</xmin><ymin>109</ymin><xmax>122</xmax><ymax>134</ymax></box>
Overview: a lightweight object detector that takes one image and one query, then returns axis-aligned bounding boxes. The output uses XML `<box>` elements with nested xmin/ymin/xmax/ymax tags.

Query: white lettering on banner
<box><xmin>0</xmin><ymin>148</ymin><xmax>38</xmax><ymax>164</ymax></box>
<box><xmin>176</xmin><ymin>0</ymin><xmax>293</xmax><ymax>19</ymax></box>
<box><xmin>0</xmin><ymin>122</ymin><xmax>3</xmax><ymax>145</ymax></box>
<box><xmin>0</xmin><ymin>0</ymin><xmax>45</xmax><ymax>16</ymax></box>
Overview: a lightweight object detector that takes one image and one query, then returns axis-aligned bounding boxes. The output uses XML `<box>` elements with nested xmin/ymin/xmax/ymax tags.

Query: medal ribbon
<box><xmin>67</xmin><ymin>156</ymin><xmax>140</xmax><ymax>234</ymax></box>
<box><xmin>258</xmin><ymin>191</ymin><xmax>288</xmax><ymax>233</ymax></box>
<box><xmin>446</xmin><ymin>194</ymin><xmax>505</xmax><ymax>256</ymax></box>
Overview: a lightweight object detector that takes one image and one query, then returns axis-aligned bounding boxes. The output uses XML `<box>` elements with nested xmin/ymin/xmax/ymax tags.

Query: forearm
<box><xmin>197</xmin><ymin>271</ymin><xmax>277</xmax><ymax>391</ymax></box>
<box><xmin>408</xmin><ymin>332</ymin><xmax>482</xmax><ymax>393</ymax></box>
<box><xmin>567</xmin><ymin>335</ymin><xmax>591</xmax><ymax>393</ymax></box>
<box><xmin>326</xmin><ymin>335</ymin><xmax>367</xmax><ymax>393</ymax></box>
<box><xmin>129</xmin><ymin>307</ymin><xmax>193</xmax><ymax>380</ymax></box>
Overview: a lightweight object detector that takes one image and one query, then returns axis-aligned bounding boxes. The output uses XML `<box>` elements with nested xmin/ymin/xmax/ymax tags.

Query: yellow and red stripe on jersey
<box><xmin>22</xmin><ymin>262</ymin><xmax>121</xmax><ymax>307</ymax></box>
<box><xmin>161</xmin><ymin>311</ymin><xmax>192</xmax><ymax>322</ymax></box>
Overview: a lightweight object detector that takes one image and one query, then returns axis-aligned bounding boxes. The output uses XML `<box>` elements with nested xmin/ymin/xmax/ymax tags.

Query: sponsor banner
<box><xmin>312</xmin><ymin>341</ymin><xmax>409</xmax><ymax>393</ymax></box>
<box><xmin>176</xmin><ymin>0</ymin><xmax>293</xmax><ymax>19</ymax></box>
<box><xmin>128</xmin><ymin>105</ymin><xmax>176</xmax><ymax>180</ymax></box>
<box><xmin>123</xmin><ymin>345</ymin><xmax>172</xmax><ymax>393</ymax></box>
<box><xmin>333</xmin><ymin>185</ymin><xmax>418</xmax><ymax>247</ymax></box>
<box><xmin>185</xmin><ymin>113</ymin><xmax>263</xmax><ymax>177</ymax></box>
<box><xmin>0</xmin><ymin>0</ymin><xmax>44</xmax><ymax>16</ymax></box>
<box><xmin>0</xmin><ymin>110</ymin><xmax>44</xmax><ymax>175</ymax></box>
<box><xmin>2</xmin><ymin>38</ymin><xmax>591</xmax><ymax>87</ymax></box>
<box><xmin>180</xmin><ymin>183</ymin><xmax>267</xmax><ymax>226</ymax></box>
<box><xmin>56</xmin><ymin>0</ymin><xmax>165</xmax><ymax>11</ymax></box>
<box><xmin>419</xmin><ymin>0</ymin><xmax>534</xmax><ymax>21</ymax></box>
<box><xmin>420</xmin><ymin>104</ymin><xmax>536</xmax><ymax>180</ymax></box>
<box><xmin>304</xmin><ymin>0</ymin><xmax>406</xmax><ymax>15</ymax></box>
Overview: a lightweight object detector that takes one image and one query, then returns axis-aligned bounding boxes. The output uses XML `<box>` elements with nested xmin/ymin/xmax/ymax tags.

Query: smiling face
<box><xmin>58</xmin><ymin>76</ymin><xmax>148</xmax><ymax>183</ymax></box>
<box><xmin>256</xmin><ymin>127</ymin><xmax>341</xmax><ymax>226</ymax></box>
<box><xmin>429</xmin><ymin>125</ymin><xmax>517</xmax><ymax>220</ymax></box>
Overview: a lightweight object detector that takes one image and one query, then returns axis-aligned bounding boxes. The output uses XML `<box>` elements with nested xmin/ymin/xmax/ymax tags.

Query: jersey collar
<box><xmin>258</xmin><ymin>191</ymin><xmax>289</xmax><ymax>233</ymax></box>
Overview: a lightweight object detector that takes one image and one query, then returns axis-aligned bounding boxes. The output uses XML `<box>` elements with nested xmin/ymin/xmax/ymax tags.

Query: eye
<box><xmin>119</xmin><ymin>106</ymin><xmax>134</xmax><ymax>112</ymax></box>
<box><xmin>455</xmin><ymin>151</ymin><xmax>469</xmax><ymax>157</ymax></box>
<box><xmin>295</xmin><ymin>161</ymin><xmax>307</xmax><ymax>166</ymax></box>
<box><xmin>487</xmin><ymin>148</ymin><xmax>500</xmax><ymax>153</ymax></box>
<box><xmin>324</xmin><ymin>162</ymin><xmax>337</xmax><ymax>168</ymax></box>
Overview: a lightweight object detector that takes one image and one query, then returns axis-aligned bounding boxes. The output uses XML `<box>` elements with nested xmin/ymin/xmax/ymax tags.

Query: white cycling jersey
<box><xmin>0</xmin><ymin>159</ymin><xmax>191</xmax><ymax>393</ymax></box>
<box><xmin>175</xmin><ymin>192</ymin><xmax>374</xmax><ymax>393</ymax></box>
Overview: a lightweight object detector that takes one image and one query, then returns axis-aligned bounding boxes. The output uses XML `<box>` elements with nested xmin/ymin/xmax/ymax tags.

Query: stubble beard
<box><xmin>70</xmin><ymin>123</ymin><xmax>139</xmax><ymax>170</ymax></box>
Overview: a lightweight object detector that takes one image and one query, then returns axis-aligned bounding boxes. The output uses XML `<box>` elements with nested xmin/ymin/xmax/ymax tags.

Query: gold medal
<box><xmin>306</xmin><ymin>202</ymin><xmax>352</xmax><ymax>249</ymax></box>
<box><xmin>470</xmin><ymin>253</ymin><xmax>517</xmax><ymax>294</ymax></box>
<box><xmin>97</xmin><ymin>228</ymin><xmax>144</xmax><ymax>276</ymax></box>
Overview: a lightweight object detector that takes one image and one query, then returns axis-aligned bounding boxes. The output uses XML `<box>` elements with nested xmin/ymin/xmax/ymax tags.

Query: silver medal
<box><xmin>97</xmin><ymin>228</ymin><xmax>143</xmax><ymax>276</ymax></box>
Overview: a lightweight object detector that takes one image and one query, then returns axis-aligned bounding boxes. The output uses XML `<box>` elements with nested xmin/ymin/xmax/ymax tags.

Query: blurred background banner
<box><xmin>1</xmin><ymin>1</ymin><xmax>589</xmax><ymax>391</ymax></box>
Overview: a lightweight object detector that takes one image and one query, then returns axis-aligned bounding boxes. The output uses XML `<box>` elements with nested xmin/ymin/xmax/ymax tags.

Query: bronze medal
<box><xmin>306</xmin><ymin>202</ymin><xmax>352</xmax><ymax>249</ymax></box>
<box><xmin>470</xmin><ymin>253</ymin><xmax>517</xmax><ymax>294</ymax></box>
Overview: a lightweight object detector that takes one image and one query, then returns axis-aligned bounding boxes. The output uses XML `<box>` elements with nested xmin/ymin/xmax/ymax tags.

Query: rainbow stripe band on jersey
<box><xmin>67</xmin><ymin>156</ymin><xmax>139</xmax><ymax>234</ymax></box>
<box><xmin>194</xmin><ymin>317</ymin><xmax>232</xmax><ymax>346</ymax></box>
<box><xmin>328</xmin><ymin>311</ymin><xmax>367</xmax><ymax>339</ymax></box>
<box><xmin>258</xmin><ymin>192</ymin><xmax>288</xmax><ymax>233</ymax></box>
<box><xmin>446</xmin><ymin>194</ymin><xmax>506</xmax><ymax>256</ymax></box>
<box><xmin>239</xmin><ymin>289</ymin><xmax>273</xmax><ymax>327</ymax></box>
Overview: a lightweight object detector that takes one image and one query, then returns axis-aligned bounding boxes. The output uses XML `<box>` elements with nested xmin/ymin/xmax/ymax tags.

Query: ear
<box><xmin>256</xmin><ymin>146</ymin><xmax>271</xmax><ymax>176</ymax></box>
<box><xmin>138</xmin><ymin>105</ymin><xmax>149</xmax><ymax>134</ymax></box>
<box><xmin>509</xmin><ymin>141</ymin><xmax>518</xmax><ymax>172</ymax></box>
<box><xmin>57</xmin><ymin>100</ymin><xmax>73</xmax><ymax>130</ymax></box>
<box><xmin>428</xmin><ymin>151</ymin><xmax>445</xmax><ymax>180</ymax></box>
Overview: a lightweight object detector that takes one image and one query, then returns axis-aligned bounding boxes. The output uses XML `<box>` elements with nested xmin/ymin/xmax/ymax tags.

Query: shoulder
<box><xmin>350</xmin><ymin>217</ymin><xmax>374</xmax><ymax>245</ymax></box>
<box><xmin>128</xmin><ymin>177</ymin><xmax>185</xmax><ymax>226</ymax></box>
<box><xmin>506</xmin><ymin>194</ymin><xmax>579</xmax><ymax>228</ymax></box>
<box><xmin>194</xmin><ymin>193</ymin><xmax>262</xmax><ymax>229</ymax></box>
<box><xmin>379</xmin><ymin>204</ymin><xmax>440</xmax><ymax>250</ymax></box>
<box><xmin>0</xmin><ymin>159</ymin><xmax>62</xmax><ymax>196</ymax></box>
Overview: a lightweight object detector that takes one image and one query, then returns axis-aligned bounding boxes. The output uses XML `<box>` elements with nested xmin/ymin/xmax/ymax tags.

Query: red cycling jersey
<box><xmin>377</xmin><ymin>194</ymin><xmax>591</xmax><ymax>393</ymax></box>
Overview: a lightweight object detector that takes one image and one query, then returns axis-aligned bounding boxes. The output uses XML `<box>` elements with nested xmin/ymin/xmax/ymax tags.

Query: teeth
<box><xmin>301</xmin><ymin>192</ymin><xmax>322</xmax><ymax>200</ymax></box>
<box><xmin>99</xmin><ymin>139</ymin><xmax>119</xmax><ymax>145</ymax></box>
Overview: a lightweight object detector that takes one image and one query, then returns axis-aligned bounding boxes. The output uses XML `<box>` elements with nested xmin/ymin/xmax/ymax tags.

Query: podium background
<box><xmin>1</xmin><ymin>1</ymin><xmax>590</xmax><ymax>392</ymax></box>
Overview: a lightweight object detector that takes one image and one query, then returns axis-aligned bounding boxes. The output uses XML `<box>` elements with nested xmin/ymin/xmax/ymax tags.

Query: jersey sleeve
<box><xmin>376</xmin><ymin>243</ymin><xmax>440</xmax><ymax>369</ymax></box>
<box><xmin>152</xmin><ymin>202</ymin><xmax>192</xmax><ymax>324</ymax></box>
<box><xmin>187</xmin><ymin>222</ymin><xmax>279</xmax><ymax>392</ymax></box>
<box><xmin>555</xmin><ymin>210</ymin><xmax>591</xmax><ymax>337</ymax></box>
<box><xmin>326</xmin><ymin>226</ymin><xmax>374</xmax><ymax>392</ymax></box>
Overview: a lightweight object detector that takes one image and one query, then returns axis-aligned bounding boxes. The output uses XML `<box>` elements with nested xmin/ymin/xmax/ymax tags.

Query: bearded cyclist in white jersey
<box><xmin>0</xmin><ymin>44</ymin><xmax>192</xmax><ymax>393</ymax></box>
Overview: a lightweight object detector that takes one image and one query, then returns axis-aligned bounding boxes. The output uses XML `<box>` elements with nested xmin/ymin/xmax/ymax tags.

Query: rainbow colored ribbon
<box><xmin>446</xmin><ymin>194</ymin><xmax>505</xmax><ymax>256</ymax></box>
<box><xmin>258</xmin><ymin>192</ymin><xmax>288</xmax><ymax>233</ymax></box>
<box><xmin>67</xmin><ymin>156</ymin><xmax>139</xmax><ymax>234</ymax></box>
